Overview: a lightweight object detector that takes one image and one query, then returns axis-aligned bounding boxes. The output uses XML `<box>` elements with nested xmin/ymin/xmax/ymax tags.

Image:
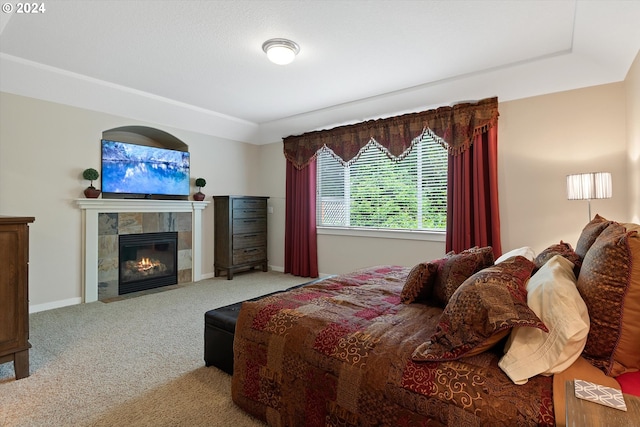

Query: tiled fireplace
<box><xmin>118</xmin><ymin>231</ymin><xmax>179</xmax><ymax>295</ymax></box>
<box><xmin>77</xmin><ymin>199</ymin><xmax>209</xmax><ymax>302</ymax></box>
<box><xmin>101</xmin><ymin>218</ymin><xmax>185</xmax><ymax>298</ymax></box>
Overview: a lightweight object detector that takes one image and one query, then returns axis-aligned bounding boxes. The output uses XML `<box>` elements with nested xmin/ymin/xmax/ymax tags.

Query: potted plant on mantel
<box><xmin>193</xmin><ymin>178</ymin><xmax>206</xmax><ymax>201</ymax></box>
<box><xmin>82</xmin><ymin>168</ymin><xmax>101</xmax><ymax>198</ymax></box>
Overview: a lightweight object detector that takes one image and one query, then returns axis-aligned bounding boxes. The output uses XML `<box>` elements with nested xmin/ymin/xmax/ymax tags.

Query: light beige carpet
<box><xmin>0</xmin><ymin>271</ymin><xmax>310</xmax><ymax>426</ymax></box>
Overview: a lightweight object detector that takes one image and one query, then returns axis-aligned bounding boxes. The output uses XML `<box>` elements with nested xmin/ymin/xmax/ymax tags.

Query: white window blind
<box><xmin>316</xmin><ymin>133</ymin><xmax>448</xmax><ymax>231</ymax></box>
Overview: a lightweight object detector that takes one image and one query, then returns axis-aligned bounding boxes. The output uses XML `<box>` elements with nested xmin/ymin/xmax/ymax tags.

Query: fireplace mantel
<box><xmin>77</xmin><ymin>198</ymin><xmax>209</xmax><ymax>302</ymax></box>
<box><xmin>76</xmin><ymin>198</ymin><xmax>209</xmax><ymax>212</ymax></box>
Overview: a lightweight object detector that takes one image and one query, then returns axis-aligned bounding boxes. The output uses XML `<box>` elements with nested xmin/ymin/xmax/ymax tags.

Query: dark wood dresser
<box><xmin>213</xmin><ymin>196</ymin><xmax>269</xmax><ymax>279</ymax></box>
<box><xmin>0</xmin><ymin>216</ymin><xmax>35</xmax><ymax>380</ymax></box>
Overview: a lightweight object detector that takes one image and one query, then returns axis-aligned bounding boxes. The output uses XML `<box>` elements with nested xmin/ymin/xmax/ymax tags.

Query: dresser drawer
<box><xmin>233</xmin><ymin>218</ymin><xmax>266</xmax><ymax>234</ymax></box>
<box><xmin>233</xmin><ymin>208</ymin><xmax>265</xmax><ymax>219</ymax></box>
<box><xmin>233</xmin><ymin>247</ymin><xmax>266</xmax><ymax>265</ymax></box>
<box><xmin>233</xmin><ymin>232</ymin><xmax>266</xmax><ymax>249</ymax></box>
<box><xmin>233</xmin><ymin>198</ymin><xmax>266</xmax><ymax>211</ymax></box>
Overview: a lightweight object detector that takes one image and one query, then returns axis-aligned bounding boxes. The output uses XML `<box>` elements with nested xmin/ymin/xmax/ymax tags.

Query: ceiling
<box><xmin>1</xmin><ymin>1</ymin><xmax>639</xmax><ymax>144</ymax></box>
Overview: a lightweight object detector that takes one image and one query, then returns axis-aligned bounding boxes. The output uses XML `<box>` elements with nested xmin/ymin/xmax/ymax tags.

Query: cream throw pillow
<box><xmin>495</xmin><ymin>246</ymin><xmax>536</xmax><ymax>264</ymax></box>
<box><xmin>499</xmin><ymin>255</ymin><xmax>589</xmax><ymax>384</ymax></box>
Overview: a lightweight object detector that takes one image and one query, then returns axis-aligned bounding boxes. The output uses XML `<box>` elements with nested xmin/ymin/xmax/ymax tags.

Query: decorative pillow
<box><xmin>575</xmin><ymin>214</ymin><xmax>612</xmax><ymax>259</ymax></box>
<box><xmin>412</xmin><ymin>256</ymin><xmax>546</xmax><ymax>362</ymax></box>
<box><xmin>431</xmin><ymin>246</ymin><xmax>494</xmax><ymax>307</ymax></box>
<box><xmin>401</xmin><ymin>262</ymin><xmax>438</xmax><ymax>304</ymax></box>
<box><xmin>577</xmin><ymin>222</ymin><xmax>640</xmax><ymax>376</ymax></box>
<box><xmin>534</xmin><ymin>241</ymin><xmax>582</xmax><ymax>276</ymax></box>
<box><xmin>624</xmin><ymin>222</ymin><xmax>640</xmax><ymax>233</ymax></box>
<box><xmin>616</xmin><ymin>371</ymin><xmax>640</xmax><ymax>397</ymax></box>
<box><xmin>499</xmin><ymin>255</ymin><xmax>589</xmax><ymax>384</ymax></box>
<box><xmin>495</xmin><ymin>246</ymin><xmax>536</xmax><ymax>264</ymax></box>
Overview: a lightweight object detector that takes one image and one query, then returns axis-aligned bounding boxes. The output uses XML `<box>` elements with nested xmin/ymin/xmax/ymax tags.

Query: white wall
<box><xmin>499</xmin><ymin>83</ymin><xmax>629</xmax><ymax>254</ymax></box>
<box><xmin>256</xmin><ymin>142</ymin><xmax>287</xmax><ymax>272</ymax></box>
<box><xmin>0</xmin><ymin>92</ymin><xmax>261</xmax><ymax>311</ymax></box>
<box><xmin>626</xmin><ymin>51</ymin><xmax>640</xmax><ymax>223</ymax></box>
<box><xmin>316</xmin><ymin>233</ymin><xmax>445</xmax><ymax>276</ymax></box>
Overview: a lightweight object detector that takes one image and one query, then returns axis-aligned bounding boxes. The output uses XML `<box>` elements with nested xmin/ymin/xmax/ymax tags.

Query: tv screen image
<box><xmin>101</xmin><ymin>140</ymin><xmax>190</xmax><ymax>198</ymax></box>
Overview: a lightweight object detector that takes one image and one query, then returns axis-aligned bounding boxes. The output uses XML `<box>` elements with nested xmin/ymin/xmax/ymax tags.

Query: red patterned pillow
<box><xmin>431</xmin><ymin>246</ymin><xmax>494</xmax><ymax>307</ymax></box>
<box><xmin>575</xmin><ymin>214</ymin><xmax>612</xmax><ymax>259</ymax></box>
<box><xmin>577</xmin><ymin>222</ymin><xmax>640</xmax><ymax>376</ymax></box>
<box><xmin>534</xmin><ymin>241</ymin><xmax>582</xmax><ymax>276</ymax></box>
<box><xmin>412</xmin><ymin>256</ymin><xmax>546</xmax><ymax>362</ymax></box>
<box><xmin>401</xmin><ymin>262</ymin><xmax>438</xmax><ymax>304</ymax></box>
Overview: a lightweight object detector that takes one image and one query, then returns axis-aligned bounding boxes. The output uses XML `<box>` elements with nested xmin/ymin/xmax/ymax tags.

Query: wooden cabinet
<box><xmin>0</xmin><ymin>216</ymin><xmax>35</xmax><ymax>380</ymax></box>
<box><xmin>213</xmin><ymin>196</ymin><xmax>268</xmax><ymax>280</ymax></box>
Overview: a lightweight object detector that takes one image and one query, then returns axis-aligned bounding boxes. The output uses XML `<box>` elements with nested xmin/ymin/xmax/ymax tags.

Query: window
<box><xmin>316</xmin><ymin>132</ymin><xmax>448</xmax><ymax>231</ymax></box>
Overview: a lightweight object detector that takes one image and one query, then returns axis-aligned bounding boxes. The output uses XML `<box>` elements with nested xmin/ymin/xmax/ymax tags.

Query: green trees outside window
<box><xmin>317</xmin><ymin>133</ymin><xmax>447</xmax><ymax>231</ymax></box>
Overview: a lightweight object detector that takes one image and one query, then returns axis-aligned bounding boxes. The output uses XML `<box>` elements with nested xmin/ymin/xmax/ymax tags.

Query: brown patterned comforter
<box><xmin>231</xmin><ymin>265</ymin><xmax>554</xmax><ymax>426</ymax></box>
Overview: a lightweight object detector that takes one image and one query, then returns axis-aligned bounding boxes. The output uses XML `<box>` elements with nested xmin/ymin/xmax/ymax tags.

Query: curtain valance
<box><xmin>283</xmin><ymin>97</ymin><xmax>498</xmax><ymax>169</ymax></box>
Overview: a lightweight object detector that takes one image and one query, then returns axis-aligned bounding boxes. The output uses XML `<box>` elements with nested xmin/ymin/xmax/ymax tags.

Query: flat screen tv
<box><xmin>101</xmin><ymin>140</ymin><xmax>190</xmax><ymax>200</ymax></box>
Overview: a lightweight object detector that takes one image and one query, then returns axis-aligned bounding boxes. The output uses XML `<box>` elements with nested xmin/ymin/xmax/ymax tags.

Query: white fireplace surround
<box><xmin>77</xmin><ymin>199</ymin><xmax>209</xmax><ymax>302</ymax></box>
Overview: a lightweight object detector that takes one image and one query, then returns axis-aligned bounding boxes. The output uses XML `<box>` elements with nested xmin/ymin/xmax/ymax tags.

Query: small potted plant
<box><xmin>193</xmin><ymin>177</ymin><xmax>206</xmax><ymax>201</ymax></box>
<box><xmin>82</xmin><ymin>168</ymin><xmax>101</xmax><ymax>198</ymax></box>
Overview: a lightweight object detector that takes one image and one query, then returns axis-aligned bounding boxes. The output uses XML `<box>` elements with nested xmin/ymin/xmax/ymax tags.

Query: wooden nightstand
<box><xmin>565</xmin><ymin>380</ymin><xmax>640</xmax><ymax>426</ymax></box>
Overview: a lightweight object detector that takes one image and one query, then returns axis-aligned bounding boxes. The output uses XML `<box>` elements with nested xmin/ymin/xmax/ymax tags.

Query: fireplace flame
<box><xmin>137</xmin><ymin>257</ymin><xmax>159</xmax><ymax>272</ymax></box>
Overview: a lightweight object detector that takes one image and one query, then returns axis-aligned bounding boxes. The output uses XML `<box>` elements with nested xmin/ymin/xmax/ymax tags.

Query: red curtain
<box><xmin>283</xmin><ymin>97</ymin><xmax>501</xmax><ymax>268</ymax></box>
<box><xmin>283</xmin><ymin>97</ymin><xmax>499</xmax><ymax>169</ymax></box>
<box><xmin>285</xmin><ymin>158</ymin><xmax>319</xmax><ymax>277</ymax></box>
<box><xmin>446</xmin><ymin>125</ymin><xmax>502</xmax><ymax>256</ymax></box>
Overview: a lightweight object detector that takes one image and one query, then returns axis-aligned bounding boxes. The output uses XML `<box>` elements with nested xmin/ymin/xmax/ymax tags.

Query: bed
<box><xmin>231</xmin><ymin>216</ymin><xmax>640</xmax><ymax>426</ymax></box>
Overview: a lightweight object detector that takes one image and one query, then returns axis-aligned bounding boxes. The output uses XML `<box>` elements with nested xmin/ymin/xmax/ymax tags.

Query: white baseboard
<box><xmin>29</xmin><ymin>297</ymin><xmax>82</xmax><ymax>313</ymax></box>
<box><xmin>268</xmin><ymin>265</ymin><xmax>335</xmax><ymax>278</ymax></box>
<box><xmin>200</xmin><ymin>265</ymin><xmax>285</xmax><ymax>278</ymax></box>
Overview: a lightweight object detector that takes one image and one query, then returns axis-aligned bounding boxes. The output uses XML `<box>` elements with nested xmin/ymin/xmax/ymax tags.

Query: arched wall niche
<box><xmin>102</xmin><ymin>125</ymin><xmax>188</xmax><ymax>151</ymax></box>
<box><xmin>99</xmin><ymin>125</ymin><xmax>191</xmax><ymax>200</ymax></box>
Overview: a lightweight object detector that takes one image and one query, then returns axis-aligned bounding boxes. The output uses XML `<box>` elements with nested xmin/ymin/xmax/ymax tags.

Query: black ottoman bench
<box><xmin>204</xmin><ymin>277</ymin><xmax>327</xmax><ymax>374</ymax></box>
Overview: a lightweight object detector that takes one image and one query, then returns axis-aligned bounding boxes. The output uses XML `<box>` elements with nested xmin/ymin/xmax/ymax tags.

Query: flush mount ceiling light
<box><xmin>262</xmin><ymin>38</ymin><xmax>300</xmax><ymax>65</ymax></box>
